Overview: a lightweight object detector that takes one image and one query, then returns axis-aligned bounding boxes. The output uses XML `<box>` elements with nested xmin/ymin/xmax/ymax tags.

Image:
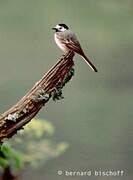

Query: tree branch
<box><xmin>0</xmin><ymin>51</ymin><xmax>75</xmax><ymax>140</ymax></box>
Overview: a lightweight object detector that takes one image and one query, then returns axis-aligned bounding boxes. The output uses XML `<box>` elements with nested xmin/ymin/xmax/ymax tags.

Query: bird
<box><xmin>52</xmin><ymin>23</ymin><xmax>98</xmax><ymax>72</ymax></box>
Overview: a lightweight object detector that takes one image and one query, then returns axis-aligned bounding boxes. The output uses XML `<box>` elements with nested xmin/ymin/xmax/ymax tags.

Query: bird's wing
<box><xmin>65</xmin><ymin>35</ymin><xmax>84</xmax><ymax>55</ymax></box>
<box><xmin>57</xmin><ymin>32</ymin><xmax>84</xmax><ymax>55</ymax></box>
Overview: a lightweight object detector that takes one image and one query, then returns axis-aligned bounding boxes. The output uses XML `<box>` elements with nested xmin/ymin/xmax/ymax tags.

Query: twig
<box><xmin>0</xmin><ymin>51</ymin><xmax>75</xmax><ymax>140</ymax></box>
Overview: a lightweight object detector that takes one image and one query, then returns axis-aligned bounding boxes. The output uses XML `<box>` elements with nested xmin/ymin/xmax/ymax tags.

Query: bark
<box><xmin>0</xmin><ymin>51</ymin><xmax>74</xmax><ymax>140</ymax></box>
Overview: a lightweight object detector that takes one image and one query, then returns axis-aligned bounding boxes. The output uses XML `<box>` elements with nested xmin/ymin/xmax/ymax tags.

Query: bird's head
<box><xmin>52</xmin><ymin>23</ymin><xmax>69</xmax><ymax>32</ymax></box>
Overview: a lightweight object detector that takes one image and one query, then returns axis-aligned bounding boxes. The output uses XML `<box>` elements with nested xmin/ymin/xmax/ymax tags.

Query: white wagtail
<box><xmin>52</xmin><ymin>23</ymin><xmax>98</xmax><ymax>72</ymax></box>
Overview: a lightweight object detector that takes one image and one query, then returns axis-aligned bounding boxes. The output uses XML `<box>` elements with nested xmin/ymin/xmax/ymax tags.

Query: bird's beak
<box><xmin>52</xmin><ymin>27</ymin><xmax>57</xmax><ymax>31</ymax></box>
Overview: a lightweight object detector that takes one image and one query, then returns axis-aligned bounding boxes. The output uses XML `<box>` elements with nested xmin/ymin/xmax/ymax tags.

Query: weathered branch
<box><xmin>0</xmin><ymin>51</ymin><xmax>75</xmax><ymax>140</ymax></box>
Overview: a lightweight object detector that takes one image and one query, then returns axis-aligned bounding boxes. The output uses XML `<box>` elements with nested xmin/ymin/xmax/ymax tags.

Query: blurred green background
<box><xmin>0</xmin><ymin>0</ymin><xmax>133</xmax><ymax>179</ymax></box>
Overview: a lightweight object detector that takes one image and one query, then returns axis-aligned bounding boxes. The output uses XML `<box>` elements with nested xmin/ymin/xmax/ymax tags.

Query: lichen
<box><xmin>51</xmin><ymin>67</ymin><xmax>75</xmax><ymax>101</ymax></box>
<box><xmin>5</xmin><ymin>113</ymin><xmax>19</xmax><ymax>122</ymax></box>
<box><xmin>62</xmin><ymin>67</ymin><xmax>75</xmax><ymax>86</ymax></box>
<box><xmin>31</xmin><ymin>89</ymin><xmax>50</xmax><ymax>103</ymax></box>
<box><xmin>51</xmin><ymin>86</ymin><xmax>64</xmax><ymax>101</ymax></box>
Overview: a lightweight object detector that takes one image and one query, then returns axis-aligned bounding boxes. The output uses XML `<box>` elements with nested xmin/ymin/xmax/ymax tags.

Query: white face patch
<box><xmin>55</xmin><ymin>24</ymin><xmax>66</xmax><ymax>32</ymax></box>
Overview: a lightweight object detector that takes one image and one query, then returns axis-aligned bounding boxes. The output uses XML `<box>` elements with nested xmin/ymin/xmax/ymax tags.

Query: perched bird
<box><xmin>52</xmin><ymin>23</ymin><xmax>98</xmax><ymax>72</ymax></box>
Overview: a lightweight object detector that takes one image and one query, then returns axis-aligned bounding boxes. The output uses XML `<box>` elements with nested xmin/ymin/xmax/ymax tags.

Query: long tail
<box><xmin>81</xmin><ymin>54</ymin><xmax>98</xmax><ymax>72</ymax></box>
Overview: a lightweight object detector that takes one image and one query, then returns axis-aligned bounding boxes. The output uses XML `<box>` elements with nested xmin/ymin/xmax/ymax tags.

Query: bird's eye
<box><xmin>59</xmin><ymin>27</ymin><xmax>62</xmax><ymax>29</ymax></box>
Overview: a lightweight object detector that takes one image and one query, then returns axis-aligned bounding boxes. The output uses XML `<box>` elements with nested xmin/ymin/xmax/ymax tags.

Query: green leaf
<box><xmin>1</xmin><ymin>142</ymin><xmax>13</xmax><ymax>158</ymax></box>
<box><xmin>0</xmin><ymin>157</ymin><xmax>9</xmax><ymax>169</ymax></box>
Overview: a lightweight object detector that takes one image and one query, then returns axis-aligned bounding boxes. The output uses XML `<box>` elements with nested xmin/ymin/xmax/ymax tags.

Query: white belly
<box><xmin>54</xmin><ymin>34</ymin><xmax>69</xmax><ymax>53</ymax></box>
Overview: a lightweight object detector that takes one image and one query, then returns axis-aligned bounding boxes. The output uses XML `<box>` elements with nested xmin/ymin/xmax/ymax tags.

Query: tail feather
<box><xmin>81</xmin><ymin>54</ymin><xmax>98</xmax><ymax>72</ymax></box>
